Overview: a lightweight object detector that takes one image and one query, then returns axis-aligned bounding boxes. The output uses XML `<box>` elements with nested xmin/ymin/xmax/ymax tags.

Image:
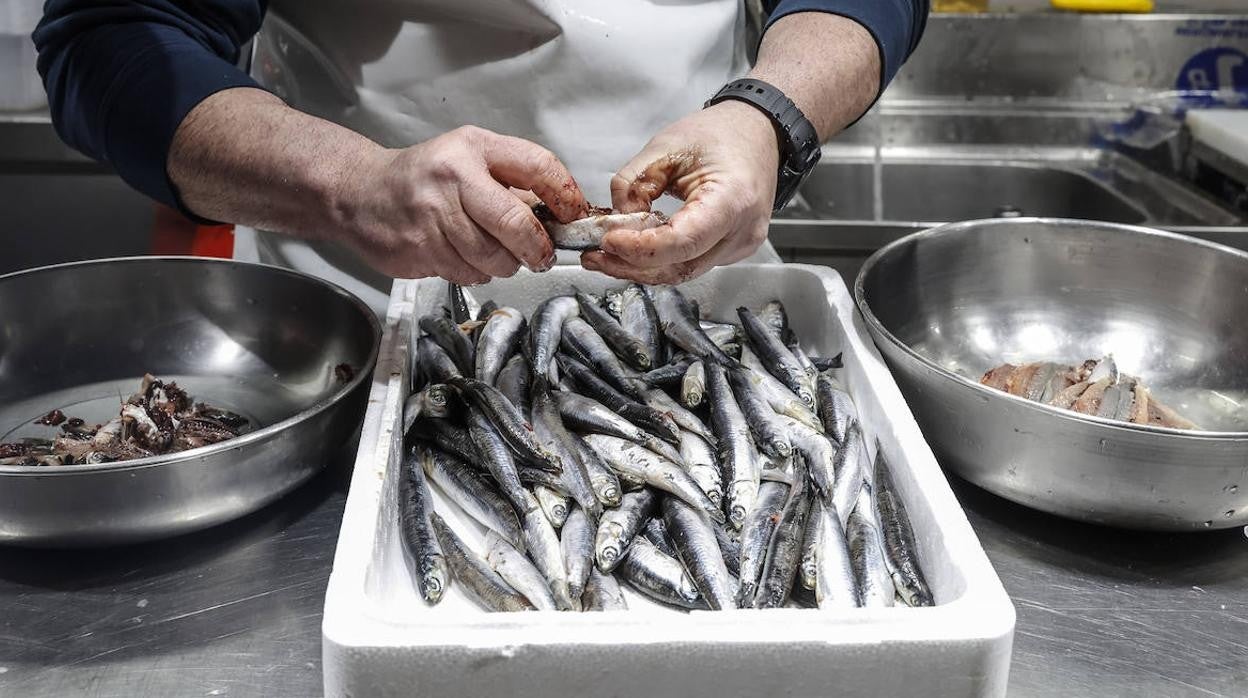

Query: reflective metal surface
<box><xmin>1</xmin><ymin>426</ymin><xmax>1245</xmax><ymax>697</ymax></box>
<box><xmin>777</xmin><ymin>146</ymin><xmax>1240</xmax><ymax>228</ymax></box>
<box><xmin>0</xmin><ymin>257</ymin><xmax>380</xmax><ymax>546</ymax></box>
<box><xmin>0</xmin><ymin>462</ymin><xmax>350</xmax><ymax>698</ymax></box>
<box><xmin>855</xmin><ymin>218</ymin><xmax>1248</xmax><ymax>531</ymax></box>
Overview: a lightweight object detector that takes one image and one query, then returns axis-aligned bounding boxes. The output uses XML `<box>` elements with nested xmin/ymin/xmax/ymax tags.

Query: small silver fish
<box><xmin>539</xmin><ymin>207</ymin><xmax>667</xmax><ymax>251</ymax></box>
<box><xmin>831</xmin><ymin>422</ymin><xmax>871</xmax><ymax>528</ymax></box>
<box><xmin>474</xmin><ymin>307</ymin><xmax>526</xmax><ymax>386</ymax></box>
<box><xmin>529</xmin><ymin>296</ymin><xmax>579</xmax><ymax>385</ymax></box>
<box><xmin>561</xmin><ymin>506</ymin><xmax>595</xmax><ymax>611</ymax></box>
<box><xmin>583</xmin><ymin>434</ymin><xmax>723</xmax><ymax>524</ymax></box>
<box><xmin>618</xmin><ymin>284</ymin><xmax>663</xmax><ymax>368</ymax></box>
<box><xmin>533</xmin><ymin>484</ymin><xmax>570</xmax><ymax>529</ymax></box>
<box><xmin>431</xmin><ymin>513</ymin><xmax>534</xmax><ymax>612</ymax></box>
<box><xmin>847</xmin><ymin>484</ymin><xmax>895</xmax><ymax>608</ymax></box>
<box><xmin>814</xmin><ymin>498</ymin><xmax>860</xmax><ymax>609</ymax></box>
<box><xmin>582</xmin><ymin>568</ymin><xmax>628</xmax><ymax>611</ymax></box>
<box><xmin>754</xmin><ymin>456</ymin><xmax>813</xmax><ymax>609</ymax></box>
<box><xmin>616</xmin><ymin>537</ymin><xmax>702</xmax><ymax>610</ymax></box>
<box><xmin>594</xmin><ymin>489</ymin><xmax>657</xmax><ymax>573</ymax></box>
<box><xmin>873</xmin><ymin>451</ymin><xmax>934</xmax><ymax>607</ymax></box>
<box><xmin>815</xmin><ymin>373</ymin><xmax>858</xmax><ymax>447</ymax></box>
<box><xmin>518</xmin><ymin>491</ymin><xmax>575</xmax><ymax>610</ymax></box>
<box><xmin>736</xmin><ymin>481</ymin><xmax>789</xmax><ymax>607</ymax></box>
<box><xmin>704</xmin><ymin>362</ymin><xmax>759</xmax><ymax>530</ymax></box>
<box><xmin>420</xmin><ymin>445</ymin><xmax>523</xmax><ymax>549</ymax></box>
<box><xmin>678</xmin><ymin>430</ymin><xmax>723</xmax><ymax>509</ymax></box>
<box><xmin>681</xmin><ymin>360</ymin><xmax>706</xmax><ymax>408</ymax></box>
<box><xmin>738</xmin><ymin>306</ymin><xmax>815</xmax><ymax>408</ymax></box>
<box><xmin>399</xmin><ymin>447</ymin><xmax>448</xmax><ymax>604</ymax></box>
<box><xmin>662</xmin><ymin>496</ymin><xmax>737</xmax><ymax>610</ymax></box>
<box><xmin>486</xmin><ymin>531</ymin><xmax>559</xmax><ymax>611</ymax></box>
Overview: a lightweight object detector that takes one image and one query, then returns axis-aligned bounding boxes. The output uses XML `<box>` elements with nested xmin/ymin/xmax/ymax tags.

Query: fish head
<box><xmin>596</xmin><ymin>543</ymin><xmax>621</xmax><ymax>571</ymax></box>
<box><xmin>798</xmin><ymin>389</ymin><xmax>817</xmax><ymax>409</ymax></box>
<box><xmin>728</xmin><ymin>482</ymin><xmax>759</xmax><ymax>529</ymax></box>
<box><xmin>630</xmin><ymin>348</ymin><xmax>653</xmax><ymax>370</ymax></box>
<box><xmin>420</xmin><ymin>558</ymin><xmax>449</xmax><ymax>604</ymax></box>
<box><xmin>596</xmin><ymin>481</ymin><xmax>622</xmax><ymax>507</ymax></box>
<box><xmin>423</xmin><ymin>385</ymin><xmax>450</xmax><ymax>417</ymax></box>
<box><xmin>768</xmin><ymin>437</ymin><xmax>793</xmax><ymax>458</ymax></box>
<box><xmin>678</xmin><ymin>574</ymin><xmax>702</xmax><ymax>604</ymax></box>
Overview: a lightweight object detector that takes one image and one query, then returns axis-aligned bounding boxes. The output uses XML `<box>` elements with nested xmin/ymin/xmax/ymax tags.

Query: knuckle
<box><xmin>610</xmin><ymin>172</ymin><xmax>632</xmax><ymax>194</ymax></box>
<box><xmin>401</xmin><ymin>192</ymin><xmax>439</xmax><ymax>222</ymax></box>
<box><xmin>496</xmin><ymin>204</ymin><xmax>537</xmax><ymax>239</ymax></box>
<box><xmin>426</xmin><ymin>157</ymin><xmax>459</xmax><ymax>185</ymax></box>
<box><xmin>676</xmin><ymin>233</ymin><xmax>703</xmax><ymax>260</ymax></box>
<box><xmin>532</xmin><ymin>149</ymin><xmax>561</xmax><ymax>177</ymax></box>
<box><xmin>451</xmin><ymin>124</ymin><xmax>486</xmax><ymax>142</ymax></box>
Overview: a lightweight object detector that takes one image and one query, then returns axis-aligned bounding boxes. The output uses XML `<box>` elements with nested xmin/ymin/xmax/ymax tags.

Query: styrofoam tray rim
<box><xmin>323</xmin><ymin>264</ymin><xmax>1014</xmax><ymax>656</ymax></box>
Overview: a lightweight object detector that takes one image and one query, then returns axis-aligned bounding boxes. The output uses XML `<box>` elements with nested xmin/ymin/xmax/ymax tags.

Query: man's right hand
<box><xmin>168</xmin><ymin>89</ymin><xmax>587</xmax><ymax>284</ymax></box>
<box><xmin>338</xmin><ymin>126</ymin><xmax>589</xmax><ymax>284</ymax></box>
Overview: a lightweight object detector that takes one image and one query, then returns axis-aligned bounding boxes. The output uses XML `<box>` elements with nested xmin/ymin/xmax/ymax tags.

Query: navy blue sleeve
<box><xmin>33</xmin><ymin>1</ymin><xmax>267</xmax><ymax>217</ymax></box>
<box><xmin>765</xmin><ymin>0</ymin><xmax>929</xmax><ymax>99</ymax></box>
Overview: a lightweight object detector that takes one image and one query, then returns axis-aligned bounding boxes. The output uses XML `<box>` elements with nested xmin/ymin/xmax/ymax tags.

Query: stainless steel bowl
<box><xmin>854</xmin><ymin>218</ymin><xmax>1248</xmax><ymax>531</ymax></box>
<box><xmin>0</xmin><ymin>257</ymin><xmax>380</xmax><ymax>546</ymax></box>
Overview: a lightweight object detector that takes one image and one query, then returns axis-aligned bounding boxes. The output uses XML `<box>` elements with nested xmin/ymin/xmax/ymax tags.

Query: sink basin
<box><xmin>777</xmin><ymin>147</ymin><xmax>1237</xmax><ymax>228</ymax></box>
<box><xmin>784</xmin><ymin>158</ymin><xmax>1150</xmax><ymax>225</ymax></box>
<box><xmin>770</xmin><ymin>147</ymin><xmax>1246</xmax><ymax>282</ymax></box>
<box><xmin>880</xmin><ymin>162</ymin><xmax>1146</xmax><ymax>223</ymax></box>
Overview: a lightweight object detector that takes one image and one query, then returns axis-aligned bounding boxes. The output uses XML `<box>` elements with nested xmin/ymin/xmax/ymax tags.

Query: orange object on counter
<box><xmin>150</xmin><ymin>204</ymin><xmax>234</xmax><ymax>258</ymax></box>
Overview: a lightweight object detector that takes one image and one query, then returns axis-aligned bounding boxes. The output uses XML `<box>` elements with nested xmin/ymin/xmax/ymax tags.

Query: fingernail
<box><xmin>537</xmin><ymin>251</ymin><xmax>557</xmax><ymax>272</ymax></box>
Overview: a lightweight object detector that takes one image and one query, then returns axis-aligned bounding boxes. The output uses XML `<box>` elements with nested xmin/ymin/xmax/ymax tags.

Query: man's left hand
<box><xmin>580</xmin><ymin>100</ymin><xmax>779</xmax><ymax>285</ymax></box>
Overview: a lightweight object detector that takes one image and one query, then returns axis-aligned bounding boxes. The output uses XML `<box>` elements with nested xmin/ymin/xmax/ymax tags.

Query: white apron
<box><xmin>238</xmin><ymin>0</ymin><xmax>780</xmax><ymax>315</ymax></box>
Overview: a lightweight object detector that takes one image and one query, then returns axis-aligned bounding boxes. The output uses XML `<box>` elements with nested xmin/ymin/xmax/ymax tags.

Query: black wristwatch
<box><xmin>705</xmin><ymin>78</ymin><xmax>821</xmax><ymax>212</ymax></box>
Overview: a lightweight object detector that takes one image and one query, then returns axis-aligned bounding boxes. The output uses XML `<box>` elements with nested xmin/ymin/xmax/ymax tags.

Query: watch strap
<box><xmin>705</xmin><ymin>78</ymin><xmax>821</xmax><ymax>211</ymax></box>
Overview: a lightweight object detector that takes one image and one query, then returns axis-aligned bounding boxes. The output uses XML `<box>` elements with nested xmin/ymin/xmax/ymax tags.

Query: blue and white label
<box><xmin>1176</xmin><ymin>47</ymin><xmax>1248</xmax><ymax>94</ymax></box>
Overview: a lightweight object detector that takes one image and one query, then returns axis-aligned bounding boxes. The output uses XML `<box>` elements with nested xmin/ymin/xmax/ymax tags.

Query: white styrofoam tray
<box><xmin>1188</xmin><ymin>109</ymin><xmax>1248</xmax><ymax>169</ymax></box>
<box><xmin>323</xmin><ymin>264</ymin><xmax>1015</xmax><ymax>697</ymax></box>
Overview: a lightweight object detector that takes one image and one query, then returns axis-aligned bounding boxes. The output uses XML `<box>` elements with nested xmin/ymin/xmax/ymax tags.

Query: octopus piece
<box><xmin>0</xmin><ymin>374</ymin><xmax>252</xmax><ymax>467</ymax></box>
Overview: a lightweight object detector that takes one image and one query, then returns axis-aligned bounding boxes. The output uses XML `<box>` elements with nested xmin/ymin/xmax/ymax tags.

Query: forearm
<box><xmin>748</xmin><ymin>12</ymin><xmax>881</xmax><ymax>142</ymax></box>
<box><xmin>167</xmin><ymin>87</ymin><xmax>384</xmax><ymax>240</ymax></box>
<box><xmin>34</xmin><ymin>0</ymin><xmax>267</xmax><ymax>210</ymax></box>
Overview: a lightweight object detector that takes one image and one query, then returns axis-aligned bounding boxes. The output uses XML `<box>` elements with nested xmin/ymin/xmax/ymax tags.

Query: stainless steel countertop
<box><xmin>2</xmin><ymin>460</ymin><xmax>1246</xmax><ymax>697</ymax></box>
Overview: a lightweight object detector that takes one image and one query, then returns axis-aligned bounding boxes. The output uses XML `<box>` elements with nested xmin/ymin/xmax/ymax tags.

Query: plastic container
<box><xmin>322</xmin><ymin>264</ymin><xmax>1016</xmax><ymax>698</ymax></box>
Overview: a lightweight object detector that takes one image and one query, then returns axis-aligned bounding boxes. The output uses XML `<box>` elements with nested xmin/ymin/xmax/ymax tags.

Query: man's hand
<box><xmin>337</xmin><ymin>126</ymin><xmax>588</xmax><ymax>284</ymax></box>
<box><xmin>169</xmin><ymin>89</ymin><xmax>588</xmax><ymax>284</ymax></box>
<box><xmin>582</xmin><ymin>12</ymin><xmax>881</xmax><ymax>285</ymax></box>
<box><xmin>580</xmin><ymin>100</ymin><xmax>779</xmax><ymax>286</ymax></box>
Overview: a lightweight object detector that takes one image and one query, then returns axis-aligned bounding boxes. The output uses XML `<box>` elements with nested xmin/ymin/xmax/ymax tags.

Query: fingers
<box><xmin>443</xmin><ymin>212</ymin><xmax>522</xmax><ymax>279</ymax></box>
<box><xmin>582</xmin><ymin>216</ymin><xmax>766</xmax><ymax>285</ymax></box>
<box><xmin>481</xmin><ymin>131</ymin><xmax>588</xmax><ymax>223</ymax></box>
<box><xmin>581</xmin><ymin>248</ymin><xmax>717</xmax><ymax>286</ymax></box>
<box><xmin>460</xmin><ymin>174</ymin><xmax>556</xmax><ymax>272</ymax></box>
<box><xmin>611</xmin><ymin>143</ymin><xmax>710</xmax><ymax>213</ymax></box>
<box><xmin>391</xmin><ymin>231</ymin><xmax>489</xmax><ymax>285</ymax></box>
<box><xmin>600</xmin><ymin>184</ymin><xmax>743</xmax><ymax>268</ymax></box>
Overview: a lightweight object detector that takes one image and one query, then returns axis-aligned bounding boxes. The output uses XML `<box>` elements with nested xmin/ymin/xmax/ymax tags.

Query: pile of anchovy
<box><xmin>0</xmin><ymin>374</ymin><xmax>248</xmax><ymax>466</ymax></box>
<box><xmin>399</xmin><ymin>281</ymin><xmax>933</xmax><ymax>612</ymax></box>
<box><xmin>981</xmin><ymin>355</ymin><xmax>1197</xmax><ymax>429</ymax></box>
